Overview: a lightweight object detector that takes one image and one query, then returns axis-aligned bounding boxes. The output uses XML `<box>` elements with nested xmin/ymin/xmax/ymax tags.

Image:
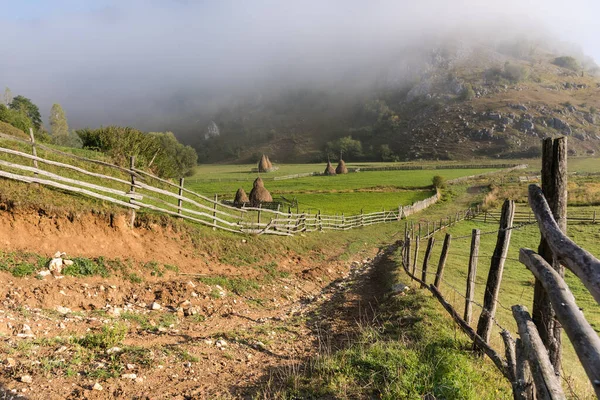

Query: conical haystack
<box><xmin>258</xmin><ymin>155</ymin><xmax>269</xmax><ymax>172</ymax></box>
<box><xmin>249</xmin><ymin>177</ymin><xmax>272</xmax><ymax>206</ymax></box>
<box><xmin>233</xmin><ymin>188</ymin><xmax>249</xmax><ymax>205</ymax></box>
<box><xmin>265</xmin><ymin>156</ymin><xmax>273</xmax><ymax>170</ymax></box>
<box><xmin>336</xmin><ymin>159</ymin><xmax>348</xmax><ymax>174</ymax></box>
<box><xmin>324</xmin><ymin>160</ymin><xmax>336</xmax><ymax>176</ymax></box>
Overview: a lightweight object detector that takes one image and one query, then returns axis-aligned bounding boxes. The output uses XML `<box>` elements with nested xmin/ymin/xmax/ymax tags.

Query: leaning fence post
<box><xmin>475</xmin><ymin>199</ymin><xmax>515</xmax><ymax>352</ymax></box>
<box><xmin>405</xmin><ymin>237</ymin><xmax>411</xmax><ymax>270</ymax></box>
<box><xmin>512</xmin><ymin>305</ymin><xmax>566</xmax><ymax>400</ymax></box>
<box><xmin>532</xmin><ymin>137</ymin><xmax>567</xmax><ymax>374</ymax></box>
<box><xmin>434</xmin><ymin>234</ymin><xmax>451</xmax><ymax>289</ymax></box>
<box><xmin>464</xmin><ymin>229</ymin><xmax>480</xmax><ymax>325</ymax></box>
<box><xmin>177</xmin><ymin>178</ymin><xmax>184</xmax><ymax>215</ymax></box>
<box><xmin>421</xmin><ymin>237</ymin><xmax>435</xmax><ymax>288</ymax></box>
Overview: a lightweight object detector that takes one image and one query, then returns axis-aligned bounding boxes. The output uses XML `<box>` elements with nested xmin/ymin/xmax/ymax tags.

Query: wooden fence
<box><xmin>400</xmin><ymin>137</ymin><xmax>600</xmax><ymax>399</ymax></box>
<box><xmin>0</xmin><ymin>132</ymin><xmax>444</xmax><ymax>236</ymax></box>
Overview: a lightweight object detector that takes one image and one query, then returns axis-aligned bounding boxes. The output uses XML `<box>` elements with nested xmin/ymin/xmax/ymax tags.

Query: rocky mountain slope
<box><xmin>191</xmin><ymin>40</ymin><xmax>600</xmax><ymax>163</ymax></box>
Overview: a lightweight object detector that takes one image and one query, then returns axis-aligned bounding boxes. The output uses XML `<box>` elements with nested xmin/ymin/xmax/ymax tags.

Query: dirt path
<box><xmin>0</xmin><ymin>233</ymin><xmax>402</xmax><ymax>399</ymax></box>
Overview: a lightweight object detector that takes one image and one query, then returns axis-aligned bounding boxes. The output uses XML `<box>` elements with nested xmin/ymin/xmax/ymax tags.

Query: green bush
<box><xmin>460</xmin><ymin>84</ymin><xmax>475</xmax><ymax>101</ymax></box>
<box><xmin>432</xmin><ymin>175</ymin><xmax>446</xmax><ymax>189</ymax></box>
<box><xmin>78</xmin><ymin>324</ymin><xmax>127</xmax><ymax>349</ymax></box>
<box><xmin>76</xmin><ymin>126</ymin><xmax>197</xmax><ymax>178</ymax></box>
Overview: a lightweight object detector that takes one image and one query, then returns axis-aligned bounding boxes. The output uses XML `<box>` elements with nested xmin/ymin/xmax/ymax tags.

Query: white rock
<box><xmin>53</xmin><ymin>251</ymin><xmax>62</xmax><ymax>258</ymax></box>
<box><xmin>122</xmin><ymin>373</ymin><xmax>137</xmax><ymax>380</ymax></box>
<box><xmin>20</xmin><ymin>375</ymin><xmax>32</xmax><ymax>383</ymax></box>
<box><xmin>187</xmin><ymin>281</ymin><xmax>196</xmax><ymax>288</ymax></box>
<box><xmin>215</xmin><ymin>339</ymin><xmax>227</xmax><ymax>348</ymax></box>
<box><xmin>48</xmin><ymin>258</ymin><xmax>63</xmax><ymax>275</ymax></box>
<box><xmin>17</xmin><ymin>324</ymin><xmax>34</xmax><ymax>338</ymax></box>
<box><xmin>63</xmin><ymin>259</ymin><xmax>74</xmax><ymax>266</ymax></box>
<box><xmin>204</xmin><ymin>339</ymin><xmax>213</xmax><ymax>345</ymax></box>
<box><xmin>126</xmin><ymin>363</ymin><xmax>136</xmax><ymax>370</ymax></box>
<box><xmin>37</xmin><ymin>270</ymin><xmax>51</xmax><ymax>277</ymax></box>
<box><xmin>106</xmin><ymin>347</ymin><xmax>122</xmax><ymax>354</ymax></box>
<box><xmin>92</xmin><ymin>382</ymin><xmax>103</xmax><ymax>391</ymax></box>
<box><xmin>151</xmin><ymin>302</ymin><xmax>161</xmax><ymax>310</ymax></box>
<box><xmin>56</xmin><ymin>306</ymin><xmax>71</xmax><ymax>315</ymax></box>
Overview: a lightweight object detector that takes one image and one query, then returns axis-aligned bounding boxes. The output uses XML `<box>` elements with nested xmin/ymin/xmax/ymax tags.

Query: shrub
<box><xmin>459</xmin><ymin>84</ymin><xmax>475</xmax><ymax>101</ymax></box>
<box><xmin>503</xmin><ymin>63</ymin><xmax>529</xmax><ymax>83</ymax></box>
<box><xmin>432</xmin><ymin>175</ymin><xmax>446</xmax><ymax>189</ymax></box>
<box><xmin>552</xmin><ymin>56</ymin><xmax>579</xmax><ymax>71</ymax></box>
<box><xmin>78</xmin><ymin>324</ymin><xmax>127</xmax><ymax>349</ymax></box>
<box><xmin>76</xmin><ymin>126</ymin><xmax>197</xmax><ymax>178</ymax></box>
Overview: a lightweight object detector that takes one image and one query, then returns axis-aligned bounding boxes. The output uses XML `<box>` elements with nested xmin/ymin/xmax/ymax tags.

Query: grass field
<box><xmin>406</xmin><ymin>206</ymin><xmax>600</xmax><ymax>398</ymax></box>
<box><xmin>186</xmin><ymin>165</ymin><xmax>503</xmax><ymax>214</ymax></box>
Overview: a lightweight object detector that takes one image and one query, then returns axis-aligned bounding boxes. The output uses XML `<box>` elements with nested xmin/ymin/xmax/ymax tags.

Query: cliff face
<box><xmin>193</xmin><ymin>42</ymin><xmax>600</xmax><ymax>163</ymax></box>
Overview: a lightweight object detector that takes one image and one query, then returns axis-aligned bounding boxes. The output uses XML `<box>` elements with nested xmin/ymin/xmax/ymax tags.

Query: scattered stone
<box><xmin>56</xmin><ymin>306</ymin><xmax>71</xmax><ymax>315</ymax></box>
<box><xmin>107</xmin><ymin>347</ymin><xmax>122</xmax><ymax>354</ymax></box>
<box><xmin>151</xmin><ymin>302</ymin><xmax>161</xmax><ymax>310</ymax></box>
<box><xmin>6</xmin><ymin>357</ymin><xmax>16</xmax><ymax>367</ymax></box>
<box><xmin>48</xmin><ymin>258</ymin><xmax>63</xmax><ymax>276</ymax></box>
<box><xmin>20</xmin><ymin>375</ymin><xmax>32</xmax><ymax>384</ymax></box>
<box><xmin>392</xmin><ymin>283</ymin><xmax>410</xmax><ymax>294</ymax></box>
<box><xmin>92</xmin><ymin>382</ymin><xmax>103</xmax><ymax>391</ymax></box>
<box><xmin>63</xmin><ymin>259</ymin><xmax>74</xmax><ymax>266</ymax></box>
<box><xmin>126</xmin><ymin>364</ymin><xmax>136</xmax><ymax>370</ymax></box>
<box><xmin>215</xmin><ymin>339</ymin><xmax>227</xmax><ymax>349</ymax></box>
<box><xmin>16</xmin><ymin>324</ymin><xmax>34</xmax><ymax>338</ymax></box>
<box><xmin>37</xmin><ymin>270</ymin><xmax>51</xmax><ymax>278</ymax></box>
<box><xmin>204</xmin><ymin>339</ymin><xmax>213</xmax><ymax>345</ymax></box>
<box><xmin>122</xmin><ymin>373</ymin><xmax>137</xmax><ymax>380</ymax></box>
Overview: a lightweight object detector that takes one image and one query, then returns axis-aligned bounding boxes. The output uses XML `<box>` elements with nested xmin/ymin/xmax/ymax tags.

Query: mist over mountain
<box><xmin>2</xmin><ymin>0</ymin><xmax>600</xmax><ymax>162</ymax></box>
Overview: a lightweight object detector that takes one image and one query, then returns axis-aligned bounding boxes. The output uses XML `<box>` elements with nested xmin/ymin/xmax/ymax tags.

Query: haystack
<box><xmin>324</xmin><ymin>159</ymin><xmax>336</xmax><ymax>175</ymax></box>
<box><xmin>265</xmin><ymin>155</ymin><xmax>273</xmax><ymax>170</ymax></box>
<box><xmin>336</xmin><ymin>159</ymin><xmax>348</xmax><ymax>174</ymax></box>
<box><xmin>258</xmin><ymin>155</ymin><xmax>269</xmax><ymax>173</ymax></box>
<box><xmin>233</xmin><ymin>188</ymin><xmax>249</xmax><ymax>206</ymax></box>
<box><xmin>249</xmin><ymin>177</ymin><xmax>272</xmax><ymax>206</ymax></box>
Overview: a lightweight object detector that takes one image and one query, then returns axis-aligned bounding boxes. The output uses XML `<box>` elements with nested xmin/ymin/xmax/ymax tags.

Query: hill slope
<box><xmin>191</xmin><ymin>40</ymin><xmax>600</xmax><ymax>163</ymax></box>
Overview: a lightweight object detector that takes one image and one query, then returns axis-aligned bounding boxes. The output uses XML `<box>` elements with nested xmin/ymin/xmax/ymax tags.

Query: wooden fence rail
<box><xmin>0</xmin><ymin>133</ymin><xmax>448</xmax><ymax>236</ymax></box>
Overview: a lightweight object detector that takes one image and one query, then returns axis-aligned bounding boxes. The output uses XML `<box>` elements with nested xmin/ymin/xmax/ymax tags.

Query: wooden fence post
<box><xmin>318</xmin><ymin>210</ymin><xmax>323</xmax><ymax>231</ymax></box>
<box><xmin>129</xmin><ymin>156</ymin><xmax>136</xmax><ymax>227</ymax></box>
<box><xmin>404</xmin><ymin>237</ymin><xmax>411</xmax><ymax>271</ymax></box>
<box><xmin>213</xmin><ymin>194</ymin><xmax>218</xmax><ymax>230</ymax></box>
<box><xmin>464</xmin><ymin>229</ymin><xmax>480</xmax><ymax>325</ymax></box>
<box><xmin>475</xmin><ymin>199</ymin><xmax>515</xmax><ymax>351</ymax></box>
<box><xmin>512</xmin><ymin>305</ymin><xmax>566</xmax><ymax>400</ymax></box>
<box><xmin>421</xmin><ymin>237</ymin><xmax>435</xmax><ymax>288</ymax></box>
<box><xmin>434</xmin><ymin>234</ymin><xmax>451</xmax><ymax>289</ymax></box>
<box><xmin>532</xmin><ymin>137</ymin><xmax>567</xmax><ymax>374</ymax></box>
<box><xmin>412</xmin><ymin>236</ymin><xmax>420</xmax><ymax>275</ymax></box>
<box><xmin>418</xmin><ymin>223</ymin><xmax>421</xmax><ymax>238</ymax></box>
<box><xmin>177</xmin><ymin>177</ymin><xmax>184</xmax><ymax>215</ymax></box>
<box><xmin>515</xmin><ymin>338</ymin><xmax>534</xmax><ymax>400</ymax></box>
<box><xmin>28</xmin><ymin>128</ymin><xmax>38</xmax><ymax>174</ymax></box>
<box><xmin>593</xmin><ymin>210</ymin><xmax>596</xmax><ymax>224</ymax></box>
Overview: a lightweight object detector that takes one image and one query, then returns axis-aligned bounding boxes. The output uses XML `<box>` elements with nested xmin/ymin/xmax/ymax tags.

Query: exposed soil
<box><xmin>0</xmin><ymin>209</ymin><xmax>399</xmax><ymax>399</ymax></box>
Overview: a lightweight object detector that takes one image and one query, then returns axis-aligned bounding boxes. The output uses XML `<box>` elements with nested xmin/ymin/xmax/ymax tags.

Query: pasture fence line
<box><xmin>400</xmin><ymin>137</ymin><xmax>600</xmax><ymax>400</ymax></box>
<box><xmin>0</xmin><ymin>132</ymin><xmax>452</xmax><ymax>236</ymax></box>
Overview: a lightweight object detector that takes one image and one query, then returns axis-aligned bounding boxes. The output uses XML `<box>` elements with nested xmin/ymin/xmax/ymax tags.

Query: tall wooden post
<box><xmin>128</xmin><ymin>156</ymin><xmax>136</xmax><ymax>227</ymax></box>
<box><xmin>421</xmin><ymin>237</ymin><xmax>435</xmax><ymax>288</ymax></box>
<box><xmin>475</xmin><ymin>200</ymin><xmax>515</xmax><ymax>352</ymax></box>
<box><xmin>177</xmin><ymin>178</ymin><xmax>184</xmax><ymax>215</ymax></box>
<box><xmin>412</xmin><ymin>236</ymin><xmax>420</xmax><ymax>275</ymax></box>
<box><xmin>28</xmin><ymin>128</ymin><xmax>38</xmax><ymax>173</ymax></box>
<box><xmin>213</xmin><ymin>194</ymin><xmax>218</xmax><ymax>230</ymax></box>
<box><xmin>464</xmin><ymin>229</ymin><xmax>480</xmax><ymax>325</ymax></box>
<box><xmin>434</xmin><ymin>234</ymin><xmax>451</xmax><ymax>289</ymax></box>
<box><xmin>532</xmin><ymin>137</ymin><xmax>567</xmax><ymax>374</ymax></box>
<box><xmin>404</xmin><ymin>237</ymin><xmax>411</xmax><ymax>270</ymax></box>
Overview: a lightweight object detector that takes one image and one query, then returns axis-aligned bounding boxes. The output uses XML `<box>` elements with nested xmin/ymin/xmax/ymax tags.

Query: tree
<box><xmin>0</xmin><ymin>104</ymin><xmax>32</xmax><ymax>133</ymax></box>
<box><xmin>326</xmin><ymin>136</ymin><xmax>363</xmax><ymax>159</ymax></box>
<box><xmin>10</xmin><ymin>95</ymin><xmax>42</xmax><ymax>130</ymax></box>
<box><xmin>49</xmin><ymin>103</ymin><xmax>69</xmax><ymax>138</ymax></box>
<box><xmin>460</xmin><ymin>84</ymin><xmax>475</xmax><ymax>101</ymax></box>
<box><xmin>552</xmin><ymin>56</ymin><xmax>579</xmax><ymax>71</ymax></box>
<box><xmin>3</xmin><ymin>87</ymin><xmax>12</xmax><ymax>106</ymax></box>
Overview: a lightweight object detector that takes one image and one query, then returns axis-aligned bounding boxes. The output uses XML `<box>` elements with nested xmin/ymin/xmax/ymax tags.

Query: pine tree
<box><xmin>49</xmin><ymin>103</ymin><xmax>69</xmax><ymax>138</ymax></box>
